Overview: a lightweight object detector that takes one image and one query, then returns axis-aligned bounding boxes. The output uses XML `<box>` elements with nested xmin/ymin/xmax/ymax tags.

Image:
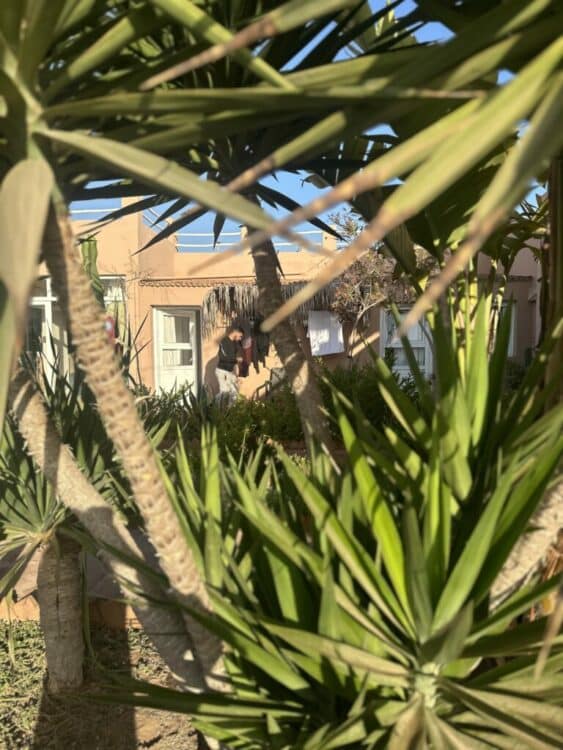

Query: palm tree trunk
<box><xmin>250</xmin><ymin>236</ymin><xmax>334</xmax><ymax>451</ymax></box>
<box><xmin>36</xmin><ymin>534</ymin><xmax>83</xmax><ymax>693</ymax></box>
<box><xmin>545</xmin><ymin>152</ymin><xmax>563</xmax><ymax>402</ymax></box>
<box><xmin>43</xmin><ymin>203</ymin><xmax>225</xmax><ymax>691</ymax></box>
<box><xmin>491</xmin><ymin>478</ymin><xmax>563</xmax><ymax>608</ymax></box>
<box><xmin>492</xmin><ymin>154</ymin><xmax>563</xmax><ymax>607</ymax></box>
<box><xmin>9</xmin><ymin>370</ymin><xmax>205</xmax><ymax>690</ymax></box>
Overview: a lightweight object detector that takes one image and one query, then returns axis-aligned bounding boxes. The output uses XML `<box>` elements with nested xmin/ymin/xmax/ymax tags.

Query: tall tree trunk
<box><xmin>545</xmin><ymin>152</ymin><xmax>563</xmax><ymax>403</ymax></box>
<box><xmin>492</xmin><ymin>154</ymin><xmax>563</xmax><ymax>607</ymax></box>
<box><xmin>36</xmin><ymin>534</ymin><xmax>83</xmax><ymax>693</ymax></box>
<box><xmin>250</xmin><ymin>236</ymin><xmax>334</xmax><ymax>451</ymax></box>
<box><xmin>491</xmin><ymin>479</ymin><xmax>563</xmax><ymax>608</ymax></box>
<box><xmin>43</xmin><ymin>203</ymin><xmax>225</xmax><ymax>691</ymax></box>
<box><xmin>9</xmin><ymin>370</ymin><xmax>204</xmax><ymax>690</ymax></box>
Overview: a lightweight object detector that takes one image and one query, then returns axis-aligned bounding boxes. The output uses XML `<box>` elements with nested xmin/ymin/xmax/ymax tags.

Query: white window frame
<box><xmin>28</xmin><ymin>277</ymin><xmax>58</xmax><ymax>379</ymax></box>
<box><xmin>153</xmin><ymin>306</ymin><xmax>200</xmax><ymax>393</ymax></box>
<box><xmin>380</xmin><ymin>307</ymin><xmax>433</xmax><ymax>379</ymax></box>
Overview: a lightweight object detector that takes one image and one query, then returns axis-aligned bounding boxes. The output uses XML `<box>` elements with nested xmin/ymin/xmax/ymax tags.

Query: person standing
<box><xmin>239</xmin><ymin>321</ymin><xmax>253</xmax><ymax>378</ymax></box>
<box><xmin>215</xmin><ymin>325</ymin><xmax>244</xmax><ymax>405</ymax></box>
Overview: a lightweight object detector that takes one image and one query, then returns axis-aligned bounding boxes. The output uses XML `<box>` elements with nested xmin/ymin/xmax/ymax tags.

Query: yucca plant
<box><xmin>1</xmin><ymin>0</ymin><xmax>561</xmax><ymax>698</ymax></box>
<box><xmin>0</xmin><ymin>404</ymin><xmax>86</xmax><ymax>692</ymax></box>
<box><xmin>93</xmin><ymin>0</ymin><xmax>563</xmax><ymax>436</ymax></box>
<box><xmin>0</xmin><ymin>359</ymin><xmax>130</xmax><ymax>692</ymax></box>
<box><xmin>31</xmin><ymin>361</ymin><xmax>141</xmax><ymax>518</ymax></box>
<box><xmin>108</xmin><ymin>293</ymin><xmax>563</xmax><ymax>748</ymax></box>
<box><xmin>1</xmin><ymin>359</ymin><xmax>197</xmax><ymax>691</ymax></box>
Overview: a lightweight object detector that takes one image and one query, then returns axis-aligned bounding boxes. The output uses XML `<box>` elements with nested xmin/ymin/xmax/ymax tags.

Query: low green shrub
<box><xmin>137</xmin><ymin>346</ymin><xmax>520</xmax><ymax>467</ymax></box>
<box><xmin>138</xmin><ymin>361</ymin><xmax>419</xmax><ymax>459</ymax></box>
<box><xmin>214</xmin><ymin>386</ymin><xmax>303</xmax><ymax>456</ymax></box>
<box><xmin>319</xmin><ymin>357</ymin><xmax>419</xmax><ymax>434</ymax></box>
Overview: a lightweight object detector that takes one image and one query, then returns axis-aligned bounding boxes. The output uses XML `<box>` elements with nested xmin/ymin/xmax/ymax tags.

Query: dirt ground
<box><xmin>0</xmin><ymin>621</ymin><xmax>199</xmax><ymax>750</ymax></box>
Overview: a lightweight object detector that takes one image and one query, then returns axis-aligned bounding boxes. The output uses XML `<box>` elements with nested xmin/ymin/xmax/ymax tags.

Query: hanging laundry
<box><xmin>240</xmin><ymin>333</ymin><xmax>253</xmax><ymax>377</ymax></box>
<box><xmin>236</xmin><ymin>317</ymin><xmax>253</xmax><ymax>377</ymax></box>
<box><xmin>252</xmin><ymin>314</ymin><xmax>270</xmax><ymax>373</ymax></box>
<box><xmin>308</xmin><ymin>311</ymin><xmax>344</xmax><ymax>356</ymax></box>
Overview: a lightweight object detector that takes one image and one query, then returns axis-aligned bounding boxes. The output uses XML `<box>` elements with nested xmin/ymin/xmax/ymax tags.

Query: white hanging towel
<box><xmin>308</xmin><ymin>311</ymin><xmax>344</xmax><ymax>356</ymax></box>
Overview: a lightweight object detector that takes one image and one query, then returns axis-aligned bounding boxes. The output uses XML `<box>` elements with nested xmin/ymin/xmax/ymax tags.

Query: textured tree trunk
<box><xmin>36</xmin><ymin>534</ymin><xmax>83</xmax><ymax>693</ymax></box>
<box><xmin>492</xmin><ymin>155</ymin><xmax>563</xmax><ymax>607</ymax></box>
<box><xmin>251</xmin><ymin>236</ymin><xmax>334</xmax><ymax>451</ymax></box>
<box><xmin>545</xmin><ymin>152</ymin><xmax>563</xmax><ymax>403</ymax></box>
<box><xmin>9</xmin><ymin>370</ymin><xmax>204</xmax><ymax>690</ymax></box>
<box><xmin>42</xmin><ymin>204</ymin><xmax>225</xmax><ymax>692</ymax></box>
<box><xmin>491</xmin><ymin>478</ymin><xmax>563</xmax><ymax>608</ymax></box>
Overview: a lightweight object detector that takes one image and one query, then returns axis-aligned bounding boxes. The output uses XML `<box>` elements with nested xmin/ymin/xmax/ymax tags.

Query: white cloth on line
<box><xmin>215</xmin><ymin>368</ymin><xmax>239</xmax><ymax>405</ymax></box>
<box><xmin>308</xmin><ymin>311</ymin><xmax>344</xmax><ymax>356</ymax></box>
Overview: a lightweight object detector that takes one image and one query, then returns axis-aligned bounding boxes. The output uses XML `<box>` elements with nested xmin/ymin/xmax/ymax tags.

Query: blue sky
<box><xmin>70</xmin><ymin>1</ymin><xmax>455</xmax><ymax>250</ymax></box>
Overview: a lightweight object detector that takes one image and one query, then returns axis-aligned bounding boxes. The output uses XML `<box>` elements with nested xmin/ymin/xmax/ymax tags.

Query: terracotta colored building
<box><xmin>29</xmin><ymin>200</ymin><xmax>542</xmax><ymax>396</ymax></box>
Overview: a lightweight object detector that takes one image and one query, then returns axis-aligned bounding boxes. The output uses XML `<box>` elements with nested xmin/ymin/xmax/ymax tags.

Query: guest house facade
<box><xmin>29</xmin><ymin>198</ymin><xmax>542</xmax><ymax>398</ymax></box>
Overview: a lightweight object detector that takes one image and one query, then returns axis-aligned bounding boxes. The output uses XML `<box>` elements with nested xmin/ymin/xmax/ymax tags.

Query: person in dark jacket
<box><xmin>215</xmin><ymin>325</ymin><xmax>244</xmax><ymax>405</ymax></box>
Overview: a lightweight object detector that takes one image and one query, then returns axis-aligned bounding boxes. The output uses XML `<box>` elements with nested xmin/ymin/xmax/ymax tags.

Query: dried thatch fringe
<box><xmin>201</xmin><ymin>281</ymin><xmax>336</xmax><ymax>338</ymax></box>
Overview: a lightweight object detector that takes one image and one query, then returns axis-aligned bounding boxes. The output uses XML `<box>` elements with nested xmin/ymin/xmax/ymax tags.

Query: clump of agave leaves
<box><xmin>0</xmin><ymin>361</ymin><xmax>121</xmax><ymax>596</ymax></box>
<box><xmin>0</xmin><ymin>413</ymin><xmax>69</xmax><ymax>596</ymax></box>
<box><xmin>0</xmin><ymin>353</ymin><xmax>159</xmax><ymax>600</ymax></box>
<box><xmin>107</xmin><ymin>292</ymin><xmax>563</xmax><ymax>749</ymax></box>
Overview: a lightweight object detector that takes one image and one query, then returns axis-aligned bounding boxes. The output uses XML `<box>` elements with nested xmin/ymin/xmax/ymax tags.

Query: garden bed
<box><xmin>0</xmin><ymin>621</ymin><xmax>197</xmax><ymax>750</ymax></box>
